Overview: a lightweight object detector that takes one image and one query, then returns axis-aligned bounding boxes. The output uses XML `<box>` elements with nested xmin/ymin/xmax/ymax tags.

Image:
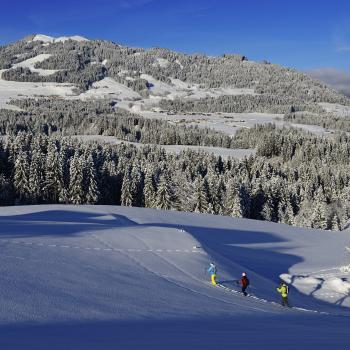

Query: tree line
<box><xmin>0</xmin><ymin>98</ymin><xmax>236</xmax><ymax>148</ymax></box>
<box><xmin>1</xmin><ymin>125</ymin><xmax>349</xmax><ymax>231</ymax></box>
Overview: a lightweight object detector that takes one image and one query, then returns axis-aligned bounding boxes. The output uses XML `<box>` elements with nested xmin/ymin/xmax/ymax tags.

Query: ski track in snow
<box><xmin>0</xmin><ymin>239</ymin><xmax>203</xmax><ymax>255</ymax></box>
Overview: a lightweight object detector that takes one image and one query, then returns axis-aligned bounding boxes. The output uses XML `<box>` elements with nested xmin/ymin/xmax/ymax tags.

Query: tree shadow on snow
<box><xmin>0</xmin><ymin>315</ymin><xmax>349</xmax><ymax>350</ymax></box>
<box><xmin>0</xmin><ymin>209</ymin><xmax>137</xmax><ymax>239</ymax></box>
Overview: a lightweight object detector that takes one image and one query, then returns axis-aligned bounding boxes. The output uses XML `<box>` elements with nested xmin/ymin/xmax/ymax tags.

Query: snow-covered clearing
<box><xmin>140</xmin><ymin>73</ymin><xmax>255</xmax><ymax>100</ymax></box>
<box><xmin>12</xmin><ymin>53</ymin><xmax>58</xmax><ymax>76</ymax></box>
<box><xmin>153</xmin><ymin>57</ymin><xmax>170</xmax><ymax>68</ymax></box>
<box><xmin>319</xmin><ymin>102</ymin><xmax>350</xmax><ymax>117</ymax></box>
<box><xmin>124</xmin><ymin>110</ymin><xmax>338</xmax><ymax>138</ymax></box>
<box><xmin>69</xmin><ymin>135</ymin><xmax>256</xmax><ymax>159</ymax></box>
<box><xmin>77</xmin><ymin>77</ymin><xmax>141</xmax><ymax>101</ymax></box>
<box><xmin>136</xmin><ymin>110</ymin><xmax>284</xmax><ymax>136</ymax></box>
<box><xmin>0</xmin><ymin>69</ymin><xmax>77</xmax><ymax>110</ymax></box>
<box><xmin>0</xmin><ymin>205</ymin><xmax>349</xmax><ymax>349</ymax></box>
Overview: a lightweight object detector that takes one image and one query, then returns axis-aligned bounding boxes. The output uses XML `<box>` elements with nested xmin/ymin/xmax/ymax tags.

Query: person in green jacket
<box><xmin>277</xmin><ymin>281</ymin><xmax>290</xmax><ymax>307</ymax></box>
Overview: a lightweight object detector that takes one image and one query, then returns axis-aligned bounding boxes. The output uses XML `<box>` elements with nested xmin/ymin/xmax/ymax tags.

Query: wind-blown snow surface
<box><xmin>0</xmin><ymin>205</ymin><xmax>350</xmax><ymax>349</ymax></box>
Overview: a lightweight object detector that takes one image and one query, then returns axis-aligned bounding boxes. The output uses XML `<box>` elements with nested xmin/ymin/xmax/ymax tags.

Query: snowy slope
<box><xmin>0</xmin><ymin>205</ymin><xmax>349</xmax><ymax>349</ymax></box>
<box><xmin>12</xmin><ymin>54</ymin><xmax>58</xmax><ymax>76</ymax></box>
<box><xmin>0</xmin><ymin>69</ymin><xmax>77</xmax><ymax>110</ymax></box>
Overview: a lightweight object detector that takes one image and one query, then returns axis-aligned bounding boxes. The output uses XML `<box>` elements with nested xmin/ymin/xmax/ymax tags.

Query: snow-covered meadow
<box><xmin>0</xmin><ymin>68</ymin><xmax>76</xmax><ymax>110</ymax></box>
<box><xmin>0</xmin><ymin>205</ymin><xmax>349</xmax><ymax>349</ymax></box>
<box><xmin>69</xmin><ymin>135</ymin><xmax>256</xmax><ymax>159</ymax></box>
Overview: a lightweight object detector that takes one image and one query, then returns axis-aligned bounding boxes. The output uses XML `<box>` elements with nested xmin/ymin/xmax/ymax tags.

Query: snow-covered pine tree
<box><xmin>29</xmin><ymin>144</ymin><xmax>45</xmax><ymax>204</ymax></box>
<box><xmin>193</xmin><ymin>177</ymin><xmax>209</xmax><ymax>213</ymax></box>
<box><xmin>13</xmin><ymin>149</ymin><xmax>30</xmax><ymax>204</ymax></box>
<box><xmin>154</xmin><ymin>172</ymin><xmax>176</xmax><ymax>210</ymax></box>
<box><xmin>143</xmin><ymin>167</ymin><xmax>156</xmax><ymax>208</ymax></box>
<box><xmin>277</xmin><ymin>197</ymin><xmax>295</xmax><ymax>225</ymax></box>
<box><xmin>310</xmin><ymin>191</ymin><xmax>329</xmax><ymax>230</ymax></box>
<box><xmin>84</xmin><ymin>153</ymin><xmax>100</xmax><ymax>204</ymax></box>
<box><xmin>130</xmin><ymin>163</ymin><xmax>143</xmax><ymax>207</ymax></box>
<box><xmin>121</xmin><ymin>166</ymin><xmax>133</xmax><ymax>207</ymax></box>
<box><xmin>57</xmin><ymin>141</ymin><xmax>70</xmax><ymax>204</ymax></box>
<box><xmin>262</xmin><ymin>196</ymin><xmax>274</xmax><ymax>222</ymax></box>
<box><xmin>68</xmin><ymin>153</ymin><xmax>85</xmax><ymax>204</ymax></box>
<box><xmin>331</xmin><ymin>213</ymin><xmax>341</xmax><ymax>231</ymax></box>
<box><xmin>44</xmin><ymin>141</ymin><xmax>61</xmax><ymax>203</ymax></box>
<box><xmin>224</xmin><ymin>179</ymin><xmax>243</xmax><ymax>217</ymax></box>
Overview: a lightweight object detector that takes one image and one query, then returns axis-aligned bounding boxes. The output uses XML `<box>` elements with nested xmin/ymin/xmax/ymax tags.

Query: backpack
<box><xmin>242</xmin><ymin>276</ymin><xmax>249</xmax><ymax>286</ymax></box>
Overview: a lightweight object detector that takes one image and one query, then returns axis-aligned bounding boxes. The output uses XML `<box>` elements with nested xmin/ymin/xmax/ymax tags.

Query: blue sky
<box><xmin>1</xmin><ymin>0</ymin><xmax>350</xmax><ymax>72</ymax></box>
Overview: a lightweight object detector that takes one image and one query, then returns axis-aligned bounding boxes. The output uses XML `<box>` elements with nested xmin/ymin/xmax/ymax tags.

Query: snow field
<box><xmin>69</xmin><ymin>135</ymin><xmax>256</xmax><ymax>159</ymax></box>
<box><xmin>0</xmin><ymin>205</ymin><xmax>350</xmax><ymax>349</ymax></box>
<box><xmin>0</xmin><ymin>69</ymin><xmax>77</xmax><ymax>110</ymax></box>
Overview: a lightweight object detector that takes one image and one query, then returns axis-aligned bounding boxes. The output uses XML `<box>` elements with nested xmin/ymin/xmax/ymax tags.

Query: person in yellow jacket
<box><xmin>207</xmin><ymin>262</ymin><xmax>217</xmax><ymax>285</ymax></box>
<box><xmin>277</xmin><ymin>281</ymin><xmax>290</xmax><ymax>307</ymax></box>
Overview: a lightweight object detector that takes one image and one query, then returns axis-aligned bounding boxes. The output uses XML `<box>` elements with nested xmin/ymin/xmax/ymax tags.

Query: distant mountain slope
<box><xmin>0</xmin><ymin>34</ymin><xmax>349</xmax><ymax>114</ymax></box>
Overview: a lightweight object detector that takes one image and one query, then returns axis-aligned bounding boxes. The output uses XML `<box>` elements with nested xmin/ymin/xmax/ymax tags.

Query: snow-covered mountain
<box><xmin>0</xmin><ymin>205</ymin><xmax>349</xmax><ymax>349</ymax></box>
<box><xmin>28</xmin><ymin>34</ymin><xmax>89</xmax><ymax>43</ymax></box>
<box><xmin>0</xmin><ymin>33</ymin><xmax>349</xmax><ymax>114</ymax></box>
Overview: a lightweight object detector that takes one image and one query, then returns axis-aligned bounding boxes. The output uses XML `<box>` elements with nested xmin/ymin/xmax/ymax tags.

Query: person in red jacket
<box><xmin>239</xmin><ymin>272</ymin><xmax>250</xmax><ymax>296</ymax></box>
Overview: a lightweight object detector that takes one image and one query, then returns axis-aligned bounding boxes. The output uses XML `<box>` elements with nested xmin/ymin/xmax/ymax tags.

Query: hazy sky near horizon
<box><xmin>1</xmin><ymin>0</ymin><xmax>350</xmax><ymax>72</ymax></box>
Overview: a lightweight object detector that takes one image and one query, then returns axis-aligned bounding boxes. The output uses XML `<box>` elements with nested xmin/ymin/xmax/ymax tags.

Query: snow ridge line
<box><xmin>0</xmin><ymin>239</ymin><xmax>204</xmax><ymax>254</ymax></box>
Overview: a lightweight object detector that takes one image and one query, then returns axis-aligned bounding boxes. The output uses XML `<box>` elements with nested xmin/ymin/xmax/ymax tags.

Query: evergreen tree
<box><xmin>130</xmin><ymin>163</ymin><xmax>143</xmax><ymax>207</ymax></box>
<box><xmin>29</xmin><ymin>146</ymin><xmax>45</xmax><ymax>203</ymax></box>
<box><xmin>84</xmin><ymin>153</ymin><xmax>100</xmax><ymax>204</ymax></box>
<box><xmin>44</xmin><ymin>141</ymin><xmax>61</xmax><ymax>203</ymax></box>
<box><xmin>154</xmin><ymin>173</ymin><xmax>176</xmax><ymax>210</ymax></box>
<box><xmin>143</xmin><ymin>167</ymin><xmax>156</xmax><ymax>208</ymax></box>
<box><xmin>193</xmin><ymin>177</ymin><xmax>209</xmax><ymax>213</ymax></box>
<box><xmin>121</xmin><ymin>167</ymin><xmax>133</xmax><ymax>206</ymax></box>
<box><xmin>224</xmin><ymin>179</ymin><xmax>243</xmax><ymax>217</ymax></box>
<box><xmin>13</xmin><ymin>150</ymin><xmax>30</xmax><ymax>203</ymax></box>
<box><xmin>68</xmin><ymin>154</ymin><xmax>84</xmax><ymax>204</ymax></box>
<box><xmin>310</xmin><ymin>192</ymin><xmax>329</xmax><ymax>230</ymax></box>
<box><xmin>331</xmin><ymin>213</ymin><xmax>341</xmax><ymax>231</ymax></box>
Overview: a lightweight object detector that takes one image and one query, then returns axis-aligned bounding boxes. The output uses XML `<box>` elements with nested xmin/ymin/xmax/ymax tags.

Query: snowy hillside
<box><xmin>0</xmin><ymin>205</ymin><xmax>350</xmax><ymax>349</ymax></box>
<box><xmin>1</xmin><ymin>33</ymin><xmax>350</xmax><ymax>140</ymax></box>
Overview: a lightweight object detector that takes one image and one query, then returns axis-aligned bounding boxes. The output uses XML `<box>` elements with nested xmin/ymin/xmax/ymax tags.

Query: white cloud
<box><xmin>336</xmin><ymin>46</ymin><xmax>350</xmax><ymax>52</ymax></box>
<box><xmin>308</xmin><ymin>67</ymin><xmax>350</xmax><ymax>97</ymax></box>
